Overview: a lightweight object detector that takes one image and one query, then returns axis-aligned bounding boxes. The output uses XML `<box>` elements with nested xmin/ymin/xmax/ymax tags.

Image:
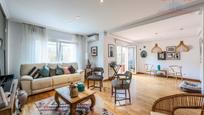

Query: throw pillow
<box><xmin>63</xmin><ymin>67</ymin><xmax>70</xmax><ymax>74</ymax></box>
<box><xmin>55</xmin><ymin>65</ymin><xmax>64</xmax><ymax>75</ymax></box>
<box><xmin>33</xmin><ymin>69</ymin><xmax>40</xmax><ymax>79</ymax></box>
<box><xmin>28</xmin><ymin>66</ymin><xmax>37</xmax><ymax>75</ymax></box>
<box><xmin>68</xmin><ymin>65</ymin><xmax>76</xmax><ymax>74</ymax></box>
<box><xmin>49</xmin><ymin>68</ymin><xmax>56</xmax><ymax>76</ymax></box>
<box><xmin>28</xmin><ymin>66</ymin><xmax>40</xmax><ymax>79</ymax></box>
<box><xmin>39</xmin><ymin>65</ymin><xmax>50</xmax><ymax>77</ymax></box>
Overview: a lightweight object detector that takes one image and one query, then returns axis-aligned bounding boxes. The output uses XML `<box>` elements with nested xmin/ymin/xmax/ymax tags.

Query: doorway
<box><xmin>116</xmin><ymin>46</ymin><xmax>136</xmax><ymax>74</ymax></box>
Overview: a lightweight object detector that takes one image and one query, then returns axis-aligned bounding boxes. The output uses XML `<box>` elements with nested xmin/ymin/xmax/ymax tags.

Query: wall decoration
<box><xmin>166</xmin><ymin>46</ymin><xmax>176</xmax><ymax>52</ymax></box>
<box><xmin>108</xmin><ymin>44</ymin><xmax>115</xmax><ymax>57</ymax></box>
<box><xmin>140</xmin><ymin>50</ymin><xmax>147</xmax><ymax>58</ymax></box>
<box><xmin>158</xmin><ymin>51</ymin><xmax>166</xmax><ymax>60</ymax></box>
<box><xmin>91</xmin><ymin>46</ymin><xmax>97</xmax><ymax>56</ymax></box>
<box><xmin>166</xmin><ymin>52</ymin><xmax>180</xmax><ymax>60</ymax></box>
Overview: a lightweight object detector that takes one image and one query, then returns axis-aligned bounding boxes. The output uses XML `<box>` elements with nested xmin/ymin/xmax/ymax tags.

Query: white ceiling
<box><xmin>5</xmin><ymin>0</ymin><xmax>196</xmax><ymax>34</ymax></box>
<box><xmin>114</xmin><ymin>11</ymin><xmax>202</xmax><ymax>42</ymax></box>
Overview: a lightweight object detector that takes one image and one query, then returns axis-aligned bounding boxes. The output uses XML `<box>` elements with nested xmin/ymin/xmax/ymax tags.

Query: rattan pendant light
<box><xmin>151</xmin><ymin>43</ymin><xmax>163</xmax><ymax>53</ymax></box>
<box><xmin>176</xmin><ymin>41</ymin><xmax>189</xmax><ymax>52</ymax></box>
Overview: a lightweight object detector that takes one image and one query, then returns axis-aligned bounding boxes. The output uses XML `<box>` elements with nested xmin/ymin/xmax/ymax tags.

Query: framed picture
<box><xmin>166</xmin><ymin>46</ymin><xmax>176</xmax><ymax>52</ymax></box>
<box><xmin>166</xmin><ymin>52</ymin><xmax>180</xmax><ymax>60</ymax></box>
<box><xmin>140</xmin><ymin>50</ymin><xmax>147</xmax><ymax>58</ymax></box>
<box><xmin>91</xmin><ymin>46</ymin><xmax>97</xmax><ymax>56</ymax></box>
<box><xmin>108</xmin><ymin>44</ymin><xmax>115</xmax><ymax>57</ymax></box>
<box><xmin>158</xmin><ymin>52</ymin><xmax>166</xmax><ymax>60</ymax></box>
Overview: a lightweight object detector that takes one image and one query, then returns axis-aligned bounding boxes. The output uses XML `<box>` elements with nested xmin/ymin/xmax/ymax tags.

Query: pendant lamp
<box><xmin>176</xmin><ymin>41</ymin><xmax>189</xmax><ymax>52</ymax></box>
<box><xmin>151</xmin><ymin>43</ymin><xmax>162</xmax><ymax>53</ymax></box>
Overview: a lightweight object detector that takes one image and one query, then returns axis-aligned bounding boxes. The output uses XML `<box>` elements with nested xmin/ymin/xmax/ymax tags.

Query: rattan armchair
<box><xmin>152</xmin><ymin>93</ymin><xmax>204</xmax><ymax>115</ymax></box>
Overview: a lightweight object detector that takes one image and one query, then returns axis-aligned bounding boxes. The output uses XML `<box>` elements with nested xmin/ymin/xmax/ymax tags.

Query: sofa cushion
<box><xmin>68</xmin><ymin>65</ymin><xmax>76</xmax><ymax>73</ymax></box>
<box><xmin>49</xmin><ymin>68</ymin><xmax>56</xmax><ymax>76</ymax></box>
<box><xmin>28</xmin><ymin>66</ymin><xmax>37</xmax><ymax>75</ymax></box>
<box><xmin>150</xmin><ymin>112</ymin><xmax>167</xmax><ymax>115</ymax></box>
<box><xmin>68</xmin><ymin>73</ymin><xmax>81</xmax><ymax>82</ymax></box>
<box><xmin>52</xmin><ymin>75</ymin><xmax>70</xmax><ymax>86</ymax></box>
<box><xmin>32</xmin><ymin>77</ymin><xmax>52</xmax><ymax>90</ymax></box>
<box><xmin>56</xmin><ymin>65</ymin><xmax>64</xmax><ymax>75</ymax></box>
<box><xmin>62</xmin><ymin>63</ymin><xmax>78</xmax><ymax>70</ymax></box>
<box><xmin>39</xmin><ymin>65</ymin><xmax>50</xmax><ymax>77</ymax></box>
<box><xmin>27</xmin><ymin>67</ymin><xmax>40</xmax><ymax>79</ymax></box>
<box><xmin>63</xmin><ymin>67</ymin><xmax>70</xmax><ymax>74</ymax></box>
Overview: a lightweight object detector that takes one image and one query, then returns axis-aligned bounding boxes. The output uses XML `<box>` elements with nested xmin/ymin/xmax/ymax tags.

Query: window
<box><xmin>48</xmin><ymin>41</ymin><xmax>77</xmax><ymax>63</ymax></box>
<box><xmin>61</xmin><ymin>42</ymin><xmax>77</xmax><ymax>62</ymax></box>
<box><xmin>48</xmin><ymin>41</ymin><xmax>57</xmax><ymax>62</ymax></box>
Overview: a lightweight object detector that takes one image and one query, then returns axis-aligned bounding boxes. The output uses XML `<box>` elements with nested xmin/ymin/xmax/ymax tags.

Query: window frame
<box><xmin>47</xmin><ymin>40</ymin><xmax>77</xmax><ymax>63</ymax></box>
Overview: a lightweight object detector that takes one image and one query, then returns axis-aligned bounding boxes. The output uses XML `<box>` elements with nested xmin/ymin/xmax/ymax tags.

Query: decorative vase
<box><xmin>157</xmin><ymin>65</ymin><xmax>161</xmax><ymax>71</ymax></box>
<box><xmin>17</xmin><ymin>90</ymin><xmax>28</xmax><ymax>109</ymax></box>
<box><xmin>77</xmin><ymin>82</ymin><xmax>85</xmax><ymax>92</ymax></box>
<box><xmin>69</xmin><ymin>83</ymin><xmax>78</xmax><ymax>98</ymax></box>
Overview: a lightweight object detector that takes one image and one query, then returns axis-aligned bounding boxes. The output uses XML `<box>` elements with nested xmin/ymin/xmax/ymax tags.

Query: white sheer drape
<box><xmin>75</xmin><ymin>35</ymin><xmax>86</xmax><ymax>69</ymax></box>
<box><xmin>20</xmin><ymin>24</ymin><xmax>48</xmax><ymax>64</ymax></box>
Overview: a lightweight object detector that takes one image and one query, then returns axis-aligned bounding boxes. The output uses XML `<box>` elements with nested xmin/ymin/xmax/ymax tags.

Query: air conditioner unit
<box><xmin>87</xmin><ymin>34</ymin><xmax>99</xmax><ymax>42</ymax></box>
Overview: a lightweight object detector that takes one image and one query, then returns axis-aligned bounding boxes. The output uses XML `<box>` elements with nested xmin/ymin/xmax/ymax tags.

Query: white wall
<box><xmin>87</xmin><ymin>32</ymin><xmax>105</xmax><ymax>68</ymax></box>
<box><xmin>104</xmin><ymin>35</ymin><xmax>116</xmax><ymax>78</ymax></box>
<box><xmin>137</xmin><ymin>37</ymin><xmax>200</xmax><ymax>80</ymax></box>
<box><xmin>201</xmin><ymin>8</ymin><xmax>204</xmax><ymax>93</ymax></box>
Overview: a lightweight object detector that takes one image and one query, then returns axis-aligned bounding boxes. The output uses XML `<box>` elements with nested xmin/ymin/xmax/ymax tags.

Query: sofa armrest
<box><xmin>77</xmin><ymin>69</ymin><xmax>84</xmax><ymax>74</ymax></box>
<box><xmin>77</xmin><ymin>70</ymin><xmax>85</xmax><ymax>82</ymax></box>
<box><xmin>21</xmin><ymin>75</ymin><xmax>33</xmax><ymax>81</ymax></box>
<box><xmin>20</xmin><ymin>75</ymin><xmax>33</xmax><ymax>95</ymax></box>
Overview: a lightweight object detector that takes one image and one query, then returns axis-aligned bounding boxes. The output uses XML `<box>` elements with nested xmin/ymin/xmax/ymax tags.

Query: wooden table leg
<box><xmin>70</xmin><ymin>104</ymin><xmax>77</xmax><ymax>115</ymax></box>
<box><xmin>54</xmin><ymin>93</ymin><xmax>60</xmax><ymax>108</ymax></box>
<box><xmin>90</xmin><ymin>94</ymin><xmax>96</xmax><ymax>111</ymax></box>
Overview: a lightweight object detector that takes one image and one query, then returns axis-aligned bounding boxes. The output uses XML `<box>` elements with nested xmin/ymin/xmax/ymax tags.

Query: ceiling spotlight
<box><xmin>75</xmin><ymin>16</ymin><xmax>80</xmax><ymax>20</ymax></box>
<box><xmin>100</xmin><ymin>0</ymin><xmax>104</xmax><ymax>3</ymax></box>
<box><xmin>180</xmin><ymin>28</ymin><xmax>184</xmax><ymax>31</ymax></box>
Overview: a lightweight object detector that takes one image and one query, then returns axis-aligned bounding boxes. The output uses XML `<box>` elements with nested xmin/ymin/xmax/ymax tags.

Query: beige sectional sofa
<box><xmin>20</xmin><ymin>63</ymin><xmax>84</xmax><ymax>96</ymax></box>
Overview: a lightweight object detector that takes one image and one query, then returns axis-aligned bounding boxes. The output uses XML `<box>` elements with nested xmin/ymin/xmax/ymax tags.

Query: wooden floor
<box><xmin>21</xmin><ymin>74</ymin><xmax>201</xmax><ymax>115</ymax></box>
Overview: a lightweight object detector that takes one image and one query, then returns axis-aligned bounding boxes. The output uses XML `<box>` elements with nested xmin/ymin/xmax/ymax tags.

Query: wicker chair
<box><xmin>151</xmin><ymin>93</ymin><xmax>204</xmax><ymax>115</ymax></box>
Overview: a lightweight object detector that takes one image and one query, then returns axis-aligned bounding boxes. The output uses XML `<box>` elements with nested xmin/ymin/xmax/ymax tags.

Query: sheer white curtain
<box><xmin>20</xmin><ymin>24</ymin><xmax>48</xmax><ymax>64</ymax></box>
<box><xmin>75</xmin><ymin>35</ymin><xmax>86</xmax><ymax>69</ymax></box>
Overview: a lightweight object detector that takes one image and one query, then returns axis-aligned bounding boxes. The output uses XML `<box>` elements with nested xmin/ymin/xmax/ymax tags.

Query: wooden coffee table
<box><xmin>54</xmin><ymin>86</ymin><xmax>96</xmax><ymax>115</ymax></box>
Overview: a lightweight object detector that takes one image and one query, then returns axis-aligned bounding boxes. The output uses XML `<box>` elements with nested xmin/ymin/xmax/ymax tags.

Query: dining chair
<box><xmin>169</xmin><ymin>65</ymin><xmax>183</xmax><ymax>80</ymax></box>
<box><xmin>111</xmin><ymin>71</ymin><xmax>132</xmax><ymax>105</ymax></box>
<box><xmin>87</xmin><ymin>67</ymin><xmax>104</xmax><ymax>91</ymax></box>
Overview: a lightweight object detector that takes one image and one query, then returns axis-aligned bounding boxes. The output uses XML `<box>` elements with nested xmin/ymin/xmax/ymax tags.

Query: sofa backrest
<box><xmin>20</xmin><ymin>63</ymin><xmax>78</xmax><ymax>76</ymax></box>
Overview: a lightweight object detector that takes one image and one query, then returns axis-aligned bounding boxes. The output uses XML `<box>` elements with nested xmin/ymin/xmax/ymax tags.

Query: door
<box><xmin>128</xmin><ymin>46</ymin><xmax>137</xmax><ymax>74</ymax></box>
<box><xmin>116</xmin><ymin>46</ymin><xmax>137</xmax><ymax>74</ymax></box>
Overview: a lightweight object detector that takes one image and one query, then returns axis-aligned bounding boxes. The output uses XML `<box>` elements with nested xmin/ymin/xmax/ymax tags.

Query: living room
<box><xmin>0</xmin><ymin>0</ymin><xmax>204</xmax><ymax>115</ymax></box>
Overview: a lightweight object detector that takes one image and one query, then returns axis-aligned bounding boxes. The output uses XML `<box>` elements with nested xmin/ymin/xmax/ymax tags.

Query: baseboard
<box><xmin>137</xmin><ymin>72</ymin><xmax>200</xmax><ymax>82</ymax></box>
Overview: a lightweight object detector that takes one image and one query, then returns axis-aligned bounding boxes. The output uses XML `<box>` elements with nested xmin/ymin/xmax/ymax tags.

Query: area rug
<box><xmin>35</xmin><ymin>96</ymin><xmax>114</xmax><ymax>115</ymax></box>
